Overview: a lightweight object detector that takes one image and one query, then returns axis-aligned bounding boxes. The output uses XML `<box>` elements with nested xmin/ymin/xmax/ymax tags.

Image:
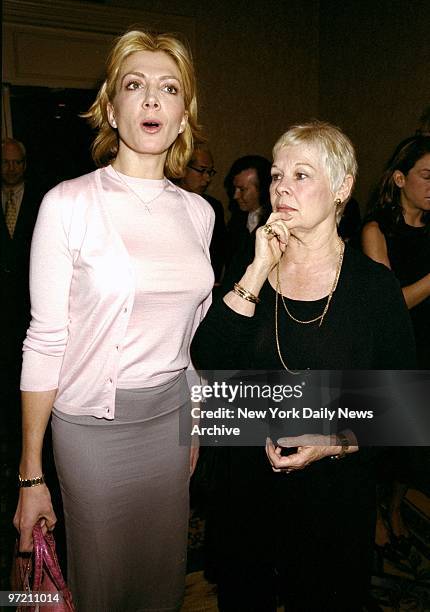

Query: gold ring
<box><xmin>263</xmin><ymin>223</ymin><xmax>274</xmax><ymax>235</ymax></box>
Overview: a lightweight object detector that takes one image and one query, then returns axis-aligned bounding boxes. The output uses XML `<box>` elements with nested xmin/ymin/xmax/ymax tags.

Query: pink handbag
<box><xmin>12</xmin><ymin>523</ymin><xmax>75</xmax><ymax>612</ymax></box>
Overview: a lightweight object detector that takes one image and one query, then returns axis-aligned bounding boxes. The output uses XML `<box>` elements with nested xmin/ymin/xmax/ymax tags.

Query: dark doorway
<box><xmin>9</xmin><ymin>85</ymin><xmax>98</xmax><ymax>191</ymax></box>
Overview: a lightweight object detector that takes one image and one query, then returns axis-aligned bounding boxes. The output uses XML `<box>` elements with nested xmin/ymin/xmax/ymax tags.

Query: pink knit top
<box><xmin>21</xmin><ymin>166</ymin><xmax>214</xmax><ymax>419</ymax></box>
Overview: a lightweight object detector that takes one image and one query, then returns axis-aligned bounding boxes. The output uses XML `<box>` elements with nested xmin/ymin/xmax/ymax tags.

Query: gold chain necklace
<box><xmin>276</xmin><ymin>240</ymin><xmax>344</xmax><ymax>327</ymax></box>
<box><xmin>274</xmin><ymin>240</ymin><xmax>344</xmax><ymax>372</ymax></box>
<box><xmin>275</xmin><ymin>288</ymin><xmax>298</xmax><ymax>373</ymax></box>
<box><xmin>111</xmin><ymin>166</ymin><xmax>168</xmax><ymax>212</ymax></box>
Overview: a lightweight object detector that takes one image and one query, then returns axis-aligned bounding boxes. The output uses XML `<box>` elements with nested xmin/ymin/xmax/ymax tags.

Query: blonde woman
<box><xmin>14</xmin><ymin>30</ymin><xmax>214</xmax><ymax>611</ymax></box>
<box><xmin>191</xmin><ymin>122</ymin><xmax>415</xmax><ymax>611</ymax></box>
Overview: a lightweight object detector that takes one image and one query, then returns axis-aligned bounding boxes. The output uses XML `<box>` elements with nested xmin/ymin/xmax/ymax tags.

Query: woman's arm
<box><xmin>191</xmin><ymin>214</ymin><xmax>290</xmax><ymax>370</ymax></box>
<box><xmin>13</xmin><ymin>390</ymin><xmax>58</xmax><ymax>551</ymax></box>
<box><xmin>362</xmin><ymin>221</ymin><xmax>430</xmax><ymax>309</ymax></box>
<box><xmin>14</xmin><ymin>185</ymin><xmax>74</xmax><ymax>549</ymax></box>
<box><xmin>401</xmin><ymin>273</ymin><xmax>430</xmax><ymax>309</ymax></box>
<box><xmin>361</xmin><ymin>221</ymin><xmax>391</xmax><ymax>268</ymax></box>
<box><xmin>224</xmin><ymin>213</ymin><xmax>290</xmax><ymax>316</ymax></box>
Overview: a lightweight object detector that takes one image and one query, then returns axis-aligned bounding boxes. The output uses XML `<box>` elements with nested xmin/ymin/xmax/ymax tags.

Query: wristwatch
<box><xmin>331</xmin><ymin>433</ymin><xmax>349</xmax><ymax>460</ymax></box>
<box><xmin>18</xmin><ymin>474</ymin><xmax>45</xmax><ymax>488</ymax></box>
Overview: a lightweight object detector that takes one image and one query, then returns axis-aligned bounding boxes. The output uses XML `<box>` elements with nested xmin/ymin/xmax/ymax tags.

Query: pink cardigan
<box><xmin>21</xmin><ymin>168</ymin><xmax>214</xmax><ymax>418</ymax></box>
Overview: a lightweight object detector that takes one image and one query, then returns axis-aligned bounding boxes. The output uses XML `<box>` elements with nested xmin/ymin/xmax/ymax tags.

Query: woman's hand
<box><xmin>254</xmin><ymin>212</ymin><xmax>291</xmax><ymax>272</ymax></box>
<box><xmin>13</xmin><ymin>485</ymin><xmax>57</xmax><ymax>552</ymax></box>
<box><xmin>265</xmin><ymin>435</ymin><xmax>344</xmax><ymax>473</ymax></box>
<box><xmin>223</xmin><ymin>212</ymin><xmax>292</xmax><ymax>316</ymax></box>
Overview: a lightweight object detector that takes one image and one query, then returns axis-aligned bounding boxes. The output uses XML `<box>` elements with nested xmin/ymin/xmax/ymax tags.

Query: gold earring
<box><xmin>335</xmin><ymin>198</ymin><xmax>342</xmax><ymax>206</ymax></box>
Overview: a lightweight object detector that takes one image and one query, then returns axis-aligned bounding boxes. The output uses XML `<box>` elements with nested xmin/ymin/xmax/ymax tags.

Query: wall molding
<box><xmin>2</xmin><ymin>0</ymin><xmax>196</xmax><ymax>89</ymax></box>
<box><xmin>2</xmin><ymin>0</ymin><xmax>195</xmax><ymax>39</ymax></box>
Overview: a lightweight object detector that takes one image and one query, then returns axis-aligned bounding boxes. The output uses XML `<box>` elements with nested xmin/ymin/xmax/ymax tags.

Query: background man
<box><xmin>1</xmin><ymin>138</ymin><xmax>45</xmax><ymax>348</ymax></box>
<box><xmin>223</xmin><ymin>155</ymin><xmax>272</xmax><ymax>272</ymax></box>
<box><xmin>1</xmin><ymin>137</ymin><xmax>49</xmax><ymax>583</ymax></box>
<box><xmin>179</xmin><ymin>145</ymin><xmax>226</xmax><ymax>284</ymax></box>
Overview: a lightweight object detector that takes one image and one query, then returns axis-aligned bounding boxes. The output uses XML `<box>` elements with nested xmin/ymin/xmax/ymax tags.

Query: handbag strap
<box><xmin>32</xmin><ymin>523</ymin><xmax>67</xmax><ymax>591</ymax></box>
<box><xmin>31</xmin><ymin>524</ymin><xmax>45</xmax><ymax>590</ymax></box>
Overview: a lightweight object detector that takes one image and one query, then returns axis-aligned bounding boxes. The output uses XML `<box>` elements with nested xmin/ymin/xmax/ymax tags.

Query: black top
<box><xmin>383</xmin><ymin>220</ymin><xmax>430</xmax><ymax>367</ymax></box>
<box><xmin>191</xmin><ymin>245</ymin><xmax>416</xmax><ymax>372</ymax></box>
<box><xmin>191</xmin><ymin>246</ymin><xmax>416</xmax><ymax>594</ymax></box>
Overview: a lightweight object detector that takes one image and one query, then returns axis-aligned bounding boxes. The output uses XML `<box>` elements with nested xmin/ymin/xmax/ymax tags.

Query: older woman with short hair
<box><xmin>14</xmin><ymin>29</ymin><xmax>214</xmax><ymax>611</ymax></box>
<box><xmin>191</xmin><ymin>121</ymin><xmax>415</xmax><ymax>611</ymax></box>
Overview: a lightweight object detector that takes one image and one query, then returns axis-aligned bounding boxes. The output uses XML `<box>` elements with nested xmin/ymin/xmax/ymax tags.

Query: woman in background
<box><xmin>14</xmin><ymin>29</ymin><xmax>214</xmax><ymax>611</ymax></box>
<box><xmin>362</xmin><ymin>135</ymin><xmax>430</xmax><ymax>368</ymax></box>
<box><xmin>362</xmin><ymin>134</ymin><xmax>430</xmax><ymax>553</ymax></box>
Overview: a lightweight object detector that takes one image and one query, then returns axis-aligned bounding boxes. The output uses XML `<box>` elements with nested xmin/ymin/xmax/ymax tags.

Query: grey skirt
<box><xmin>51</xmin><ymin>372</ymin><xmax>191</xmax><ymax>612</ymax></box>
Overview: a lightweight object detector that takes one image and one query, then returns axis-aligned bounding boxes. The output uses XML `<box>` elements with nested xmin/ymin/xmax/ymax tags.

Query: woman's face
<box><xmin>270</xmin><ymin>144</ymin><xmax>338</xmax><ymax>232</ymax></box>
<box><xmin>395</xmin><ymin>153</ymin><xmax>430</xmax><ymax>214</ymax></box>
<box><xmin>107</xmin><ymin>50</ymin><xmax>188</xmax><ymax>163</ymax></box>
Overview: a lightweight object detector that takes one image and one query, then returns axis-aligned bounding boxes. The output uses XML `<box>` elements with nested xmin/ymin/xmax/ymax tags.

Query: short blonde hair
<box><xmin>273</xmin><ymin>121</ymin><xmax>358</xmax><ymax>221</ymax></box>
<box><xmin>83</xmin><ymin>30</ymin><xmax>202</xmax><ymax>178</ymax></box>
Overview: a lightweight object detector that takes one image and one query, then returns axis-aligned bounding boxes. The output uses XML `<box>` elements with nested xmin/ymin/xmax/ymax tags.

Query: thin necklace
<box><xmin>111</xmin><ymin>165</ymin><xmax>168</xmax><ymax>212</ymax></box>
<box><xmin>276</xmin><ymin>240</ymin><xmax>344</xmax><ymax>327</ymax></box>
<box><xmin>275</xmin><ymin>290</ymin><xmax>299</xmax><ymax>374</ymax></box>
<box><xmin>274</xmin><ymin>240</ymin><xmax>344</xmax><ymax>372</ymax></box>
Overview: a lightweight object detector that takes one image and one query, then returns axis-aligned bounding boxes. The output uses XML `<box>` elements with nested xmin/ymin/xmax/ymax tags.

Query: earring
<box><xmin>111</xmin><ymin>119</ymin><xmax>117</xmax><ymax>128</ymax></box>
<box><xmin>334</xmin><ymin>198</ymin><xmax>342</xmax><ymax>206</ymax></box>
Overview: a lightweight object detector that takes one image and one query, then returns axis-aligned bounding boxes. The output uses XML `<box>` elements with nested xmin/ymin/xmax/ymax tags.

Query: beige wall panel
<box><xmin>319</xmin><ymin>0</ymin><xmax>430</xmax><ymax>211</ymax></box>
<box><xmin>3</xmin><ymin>25</ymin><xmax>112</xmax><ymax>89</ymax></box>
<box><xmin>2</xmin><ymin>0</ymin><xmax>195</xmax><ymax>41</ymax></box>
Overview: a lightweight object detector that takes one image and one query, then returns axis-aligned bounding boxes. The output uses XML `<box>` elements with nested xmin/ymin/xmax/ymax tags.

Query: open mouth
<box><xmin>142</xmin><ymin>120</ymin><xmax>162</xmax><ymax>132</ymax></box>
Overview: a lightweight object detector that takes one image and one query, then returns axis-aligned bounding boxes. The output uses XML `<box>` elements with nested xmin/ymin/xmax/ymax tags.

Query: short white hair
<box><xmin>273</xmin><ymin>120</ymin><xmax>357</xmax><ymax>220</ymax></box>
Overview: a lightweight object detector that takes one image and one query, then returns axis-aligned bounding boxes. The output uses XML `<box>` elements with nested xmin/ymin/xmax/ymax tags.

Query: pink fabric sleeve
<box><xmin>21</xmin><ymin>186</ymin><xmax>74</xmax><ymax>391</ymax></box>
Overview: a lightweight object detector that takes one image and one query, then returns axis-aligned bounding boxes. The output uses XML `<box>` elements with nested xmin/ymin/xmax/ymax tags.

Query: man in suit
<box><xmin>178</xmin><ymin>145</ymin><xmax>227</xmax><ymax>284</ymax></box>
<box><xmin>1</xmin><ymin>138</ymin><xmax>48</xmax><ymax>584</ymax></box>
<box><xmin>223</xmin><ymin>155</ymin><xmax>272</xmax><ymax>277</ymax></box>
<box><xmin>1</xmin><ymin>138</ymin><xmax>46</xmax><ymax>394</ymax></box>
<box><xmin>1</xmin><ymin>138</ymin><xmax>44</xmax><ymax>344</ymax></box>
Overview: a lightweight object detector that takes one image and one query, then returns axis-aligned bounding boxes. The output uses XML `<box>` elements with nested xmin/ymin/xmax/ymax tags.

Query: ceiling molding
<box><xmin>2</xmin><ymin>1</ymin><xmax>196</xmax><ymax>89</ymax></box>
<box><xmin>2</xmin><ymin>0</ymin><xmax>196</xmax><ymax>43</ymax></box>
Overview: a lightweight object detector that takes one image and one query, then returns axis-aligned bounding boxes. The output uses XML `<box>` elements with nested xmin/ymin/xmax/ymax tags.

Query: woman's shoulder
<box><xmin>36</xmin><ymin>169</ymin><xmax>102</xmax><ymax>230</ymax></box>
<box><xmin>345</xmin><ymin>245</ymin><xmax>396</xmax><ymax>287</ymax></box>
<box><xmin>45</xmin><ymin>168</ymin><xmax>100</xmax><ymax>199</ymax></box>
<box><xmin>362</xmin><ymin>219</ymin><xmax>382</xmax><ymax>232</ymax></box>
<box><xmin>172</xmin><ymin>183</ymin><xmax>213</xmax><ymax>213</ymax></box>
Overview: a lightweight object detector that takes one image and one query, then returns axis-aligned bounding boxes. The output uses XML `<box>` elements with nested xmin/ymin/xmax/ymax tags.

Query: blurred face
<box><xmin>181</xmin><ymin>149</ymin><xmax>215</xmax><ymax>195</ymax></box>
<box><xmin>270</xmin><ymin>144</ymin><xmax>336</xmax><ymax>231</ymax></box>
<box><xmin>233</xmin><ymin>168</ymin><xmax>260</xmax><ymax>212</ymax></box>
<box><xmin>2</xmin><ymin>142</ymin><xmax>26</xmax><ymax>187</ymax></box>
<box><xmin>107</xmin><ymin>50</ymin><xmax>188</xmax><ymax>166</ymax></box>
<box><xmin>395</xmin><ymin>153</ymin><xmax>430</xmax><ymax>214</ymax></box>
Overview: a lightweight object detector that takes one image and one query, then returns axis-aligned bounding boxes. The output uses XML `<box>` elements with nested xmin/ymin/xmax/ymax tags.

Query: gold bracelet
<box><xmin>233</xmin><ymin>283</ymin><xmax>260</xmax><ymax>304</ymax></box>
<box><xmin>18</xmin><ymin>474</ymin><xmax>45</xmax><ymax>488</ymax></box>
<box><xmin>330</xmin><ymin>433</ymin><xmax>349</xmax><ymax>460</ymax></box>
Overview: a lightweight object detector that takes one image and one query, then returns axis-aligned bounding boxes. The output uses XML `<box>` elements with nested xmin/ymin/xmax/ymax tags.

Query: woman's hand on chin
<box><xmin>254</xmin><ymin>212</ymin><xmax>291</xmax><ymax>271</ymax></box>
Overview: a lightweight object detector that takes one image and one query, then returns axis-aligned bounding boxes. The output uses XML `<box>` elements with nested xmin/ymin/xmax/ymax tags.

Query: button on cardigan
<box><xmin>21</xmin><ymin>167</ymin><xmax>214</xmax><ymax>419</ymax></box>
